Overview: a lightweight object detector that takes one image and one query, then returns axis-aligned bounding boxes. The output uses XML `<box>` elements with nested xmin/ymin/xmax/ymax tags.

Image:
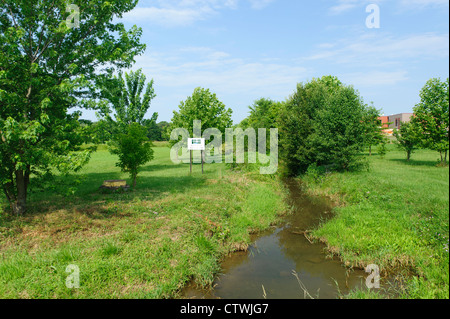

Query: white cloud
<box><xmin>399</xmin><ymin>0</ymin><xmax>449</xmax><ymax>8</ymax></box>
<box><xmin>121</xmin><ymin>0</ymin><xmax>276</xmax><ymax>26</ymax></box>
<box><xmin>248</xmin><ymin>0</ymin><xmax>276</xmax><ymax>10</ymax></box>
<box><xmin>341</xmin><ymin>70</ymin><xmax>409</xmax><ymax>87</ymax></box>
<box><xmin>122</xmin><ymin>6</ymin><xmax>214</xmax><ymax>27</ymax></box>
<box><xmin>303</xmin><ymin>32</ymin><xmax>449</xmax><ymax>67</ymax></box>
<box><xmin>329</xmin><ymin>0</ymin><xmax>449</xmax><ymax>15</ymax></box>
<box><xmin>134</xmin><ymin>47</ymin><xmax>308</xmax><ymax>96</ymax></box>
<box><xmin>329</xmin><ymin>0</ymin><xmax>360</xmax><ymax>15</ymax></box>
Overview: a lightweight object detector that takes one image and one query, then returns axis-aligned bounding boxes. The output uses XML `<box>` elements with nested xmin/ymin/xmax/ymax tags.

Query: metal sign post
<box><xmin>188</xmin><ymin>138</ymin><xmax>206</xmax><ymax>174</ymax></box>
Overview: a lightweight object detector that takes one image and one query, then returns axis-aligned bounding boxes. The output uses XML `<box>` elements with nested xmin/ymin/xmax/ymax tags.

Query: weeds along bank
<box><xmin>302</xmin><ymin>147</ymin><xmax>449</xmax><ymax>299</ymax></box>
<box><xmin>0</xmin><ymin>147</ymin><xmax>288</xmax><ymax>298</ymax></box>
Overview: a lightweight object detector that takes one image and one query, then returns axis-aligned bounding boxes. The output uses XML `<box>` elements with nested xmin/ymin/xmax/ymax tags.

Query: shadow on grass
<box><xmin>19</xmin><ymin>170</ymin><xmax>208</xmax><ymax>220</ymax></box>
<box><xmin>388</xmin><ymin>158</ymin><xmax>444</xmax><ymax>167</ymax></box>
<box><xmin>139</xmin><ymin>164</ymin><xmax>184</xmax><ymax>173</ymax></box>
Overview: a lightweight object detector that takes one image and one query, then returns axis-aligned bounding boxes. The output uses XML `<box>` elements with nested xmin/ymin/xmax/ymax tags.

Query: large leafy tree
<box><xmin>168</xmin><ymin>87</ymin><xmax>233</xmax><ymax>138</ymax></box>
<box><xmin>279</xmin><ymin>76</ymin><xmax>368</xmax><ymax>176</ymax></box>
<box><xmin>97</xmin><ymin>68</ymin><xmax>157</xmax><ymax>184</ymax></box>
<box><xmin>97</xmin><ymin>68</ymin><xmax>157</xmax><ymax>131</ymax></box>
<box><xmin>412</xmin><ymin>78</ymin><xmax>449</xmax><ymax>163</ymax></box>
<box><xmin>242</xmin><ymin>98</ymin><xmax>283</xmax><ymax>130</ymax></box>
<box><xmin>0</xmin><ymin>0</ymin><xmax>145</xmax><ymax>214</ymax></box>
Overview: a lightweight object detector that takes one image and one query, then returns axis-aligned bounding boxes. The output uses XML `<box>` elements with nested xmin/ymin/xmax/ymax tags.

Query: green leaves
<box><xmin>0</xmin><ymin>0</ymin><xmax>145</xmax><ymax>213</ymax></box>
<box><xmin>279</xmin><ymin>76</ymin><xmax>368</xmax><ymax>175</ymax></box>
<box><xmin>108</xmin><ymin>123</ymin><xmax>154</xmax><ymax>187</ymax></box>
<box><xmin>169</xmin><ymin>87</ymin><xmax>233</xmax><ymax>138</ymax></box>
<box><xmin>97</xmin><ymin>68</ymin><xmax>157</xmax><ymax>130</ymax></box>
<box><xmin>393</xmin><ymin>122</ymin><xmax>420</xmax><ymax>161</ymax></box>
<box><xmin>412</xmin><ymin>78</ymin><xmax>449</xmax><ymax>162</ymax></box>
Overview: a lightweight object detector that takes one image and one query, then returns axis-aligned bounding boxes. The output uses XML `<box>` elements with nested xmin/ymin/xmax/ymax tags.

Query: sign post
<box><xmin>188</xmin><ymin>138</ymin><xmax>206</xmax><ymax>174</ymax></box>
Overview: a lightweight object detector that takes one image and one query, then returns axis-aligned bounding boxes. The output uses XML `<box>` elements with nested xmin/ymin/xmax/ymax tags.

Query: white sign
<box><xmin>188</xmin><ymin>138</ymin><xmax>205</xmax><ymax>151</ymax></box>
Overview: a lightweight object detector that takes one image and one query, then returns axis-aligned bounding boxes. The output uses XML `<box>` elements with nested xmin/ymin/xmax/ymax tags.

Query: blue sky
<box><xmin>80</xmin><ymin>0</ymin><xmax>449</xmax><ymax>124</ymax></box>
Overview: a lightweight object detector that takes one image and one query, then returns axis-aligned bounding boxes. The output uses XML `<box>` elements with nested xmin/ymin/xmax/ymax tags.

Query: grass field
<box><xmin>1</xmin><ymin>143</ymin><xmax>448</xmax><ymax>299</ymax></box>
<box><xmin>303</xmin><ymin>146</ymin><xmax>449</xmax><ymax>298</ymax></box>
<box><xmin>0</xmin><ymin>146</ymin><xmax>288</xmax><ymax>298</ymax></box>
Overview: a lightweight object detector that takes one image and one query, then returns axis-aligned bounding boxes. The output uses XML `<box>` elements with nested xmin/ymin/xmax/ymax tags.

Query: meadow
<box><xmin>0</xmin><ymin>146</ymin><xmax>288</xmax><ymax>298</ymax></box>
<box><xmin>1</xmin><ymin>144</ymin><xmax>448</xmax><ymax>299</ymax></box>
<box><xmin>303</xmin><ymin>145</ymin><xmax>449</xmax><ymax>298</ymax></box>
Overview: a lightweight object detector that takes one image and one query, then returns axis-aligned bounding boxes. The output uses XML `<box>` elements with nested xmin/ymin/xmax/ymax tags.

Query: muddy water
<box><xmin>181</xmin><ymin>179</ymin><xmax>368</xmax><ymax>299</ymax></box>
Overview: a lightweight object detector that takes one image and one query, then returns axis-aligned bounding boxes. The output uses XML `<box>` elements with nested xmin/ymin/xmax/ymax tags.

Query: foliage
<box><xmin>168</xmin><ymin>87</ymin><xmax>233</xmax><ymax>141</ymax></box>
<box><xmin>108</xmin><ymin>123</ymin><xmax>154</xmax><ymax>187</ymax></box>
<box><xmin>278</xmin><ymin>76</ymin><xmax>368</xmax><ymax>176</ymax></box>
<box><xmin>376</xmin><ymin>138</ymin><xmax>388</xmax><ymax>158</ymax></box>
<box><xmin>412</xmin><ymin>78</ymin><xmax>449</xmax><ymax>163</ymax></box>
<box><xmin>239</xmin><ymin>98</ymin><xmax>284</xmax><ymax>149</ymax></box>
<box><xmin>97</xmin><ymin>68</ymin><xmax>157</xmax><ymax>132</ymax></box>
<box><xmin>241</xmin><ymin>98</ymin><xmax>283</xmax><ymax>130</ymax></box>
<box><xmin>0</xmin><ymin>0</ymin><xmax>145</xmax><ymax>214</ymax></box>
<box><xmin>144</xmin><ymin>120</ymin><xmax>170</xmax><ymax>142</ymax></box>
<box><xmin>393</xmin><ymin>122</ymin><xmax>420</xmax><ymax>161</ymax></box>
<box><xmin>362</xmin><ymin>105</ymin><xmax>384</xmax><ymax>156</ymax></box>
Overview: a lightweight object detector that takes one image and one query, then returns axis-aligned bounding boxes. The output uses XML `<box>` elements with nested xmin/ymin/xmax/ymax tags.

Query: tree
<box><xmin>0</xmin><ymin>0</ymin><xmax>145</xmax><ymax>215</ymax></box>
<box><xmin>278</xmin><ymin>76</ymin><xmax>368</xmax><ymax>176</ymax></box>
<box><xmin>97</xmin><ymin>68</ymin><xmax>157</xmax><ymax>183</ymax></box>
<box><xmin>393</xmin><ymin>122</ymin><xmax>419</xmax><ymax>161</ymax></box>
<box><xmin>97</xmin><ymin>68</ymin><xmax>157</xmax><ymax>131</ymax></box>
<box><xmin>243</xmin><ymin>98</ymin><xmax>283</xmax><ymax>130</ymax></box>
<box><xmin>412</xmin><ymin>78</ymin><xmax>449</xmax><ymax>163</ymax></box>
<box><xmin>144</xmin><ymin>120</ymin><xmax>170</xmax><ymax>141</ymax></box>
<box><xmin>168</xmin><ymin>87</ymin><xmax>233</xmax><ymax>139</ymax></box>
<box><xmin>156</xmin><ymin>121</ymin><xmax>170</xmax><ymax>141</ymax></box>
<box><xmin>363</xmin><ymin>105</ymin><xmax>384</xmax><ymax>156</ymax></box>
<box><xmin>109</xmin><ymin>123</ymin><xmax>153</xmax><ymax>188</ymax></box>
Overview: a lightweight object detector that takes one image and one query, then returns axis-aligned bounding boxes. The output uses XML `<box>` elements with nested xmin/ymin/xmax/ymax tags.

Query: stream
<box><xmin>181</xmin><ymin>178</ymin><xmax>369</xmax><ymax>299</ymax></box>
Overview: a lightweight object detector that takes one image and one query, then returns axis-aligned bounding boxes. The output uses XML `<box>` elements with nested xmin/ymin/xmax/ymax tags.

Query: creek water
<box><xmin>181</xmin><ymin>179</ymin><xmax>369</xmax><ymax>299</ymax></box>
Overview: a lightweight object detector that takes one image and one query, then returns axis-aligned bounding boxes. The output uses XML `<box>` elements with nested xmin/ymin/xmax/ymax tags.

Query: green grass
<box><xmin>303</xmin><ymin>146</ymin><xmax>449</xmax><ymax>299</ymax></box>
<box><xmin>0</xmin><ymin>147</ymin><xmax>288</xmax><ymax>299</ymax></box>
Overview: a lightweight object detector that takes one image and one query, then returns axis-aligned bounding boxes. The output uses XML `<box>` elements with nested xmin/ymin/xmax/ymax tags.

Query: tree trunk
<box><xmin>369</xmin><ymin>145</ymin><xmax>372</xmax><ymax>156</ymax></box>
<box><xmin>132</xmin><ymin>174</ymin><xmax>137</xmax><ymax>188</ymax></box>
<box><xmin>3</xmin><ymin>170</ymin><xmax>29</xmax><ymax>215</ymax></box>
<box><xmin>407</xmin><ymin>151</ymin><xmax>411</xmax><ymax>162</ymax></box>
<box><xmin>13</xmin><ymin>170</ymin><xmax>28</xmax><ymax>215</ymax></box>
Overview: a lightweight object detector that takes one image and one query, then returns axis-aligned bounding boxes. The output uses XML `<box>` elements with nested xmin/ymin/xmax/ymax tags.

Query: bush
<box><xmin>278</xmin><ymin>76</ymin><xmax>368</xmax><ymax>176</ymax></box>
<box><xmin>109</xmin><ymin>123</ymin><xmax>154</xmax><ymax>187</ymax></box>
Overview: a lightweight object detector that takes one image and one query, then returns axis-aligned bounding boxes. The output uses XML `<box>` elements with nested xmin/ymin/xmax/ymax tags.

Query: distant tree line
<box><xmin>238</xmin><ymin>76</ymin><xmax>449</xmax><ymax>175</ymax></box>
<box><xmin>79</xmin><ymin>118</ymin><xmax>170</xmax><ymax>144</ymax></box>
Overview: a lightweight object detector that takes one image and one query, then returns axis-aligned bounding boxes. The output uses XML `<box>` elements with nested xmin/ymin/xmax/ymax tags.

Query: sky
<box><xmin>79</xmin><ymin>0</ymin><xmax>449</xmax><ymax>124</ymax></box>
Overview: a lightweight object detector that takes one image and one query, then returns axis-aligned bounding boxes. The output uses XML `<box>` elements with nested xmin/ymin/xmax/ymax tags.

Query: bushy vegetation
<box><xmin>108</xmin><ymin>123</ymin><xmax>154</xmax><ymax>188</ymax></box>
<box><xmin>278</xmin><ymin>76</ymin><xmax>370</xmax><ymax>176</ymax></box>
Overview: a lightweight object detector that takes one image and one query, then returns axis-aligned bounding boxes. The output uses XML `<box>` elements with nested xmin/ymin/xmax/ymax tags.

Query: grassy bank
<box><xmin>303</xmin><ymin>146</ymin><xmax>449</xmax><ymax>298</ymax></box>
<box><xmin>0</xmin><ymin>147</ymin><xmax>288</xmax><ymax>298</ymax></box>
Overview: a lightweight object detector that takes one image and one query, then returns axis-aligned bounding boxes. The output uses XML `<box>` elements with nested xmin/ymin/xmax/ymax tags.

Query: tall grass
<box><xmin>0</xmin><ymin>147</ymin><xmax>288</xmax><ymax>298</ymax></box>
<box><xmin>304</xmin><ymin>146</ymin><xmax>449</xmax><ymax>298</ymax></box>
